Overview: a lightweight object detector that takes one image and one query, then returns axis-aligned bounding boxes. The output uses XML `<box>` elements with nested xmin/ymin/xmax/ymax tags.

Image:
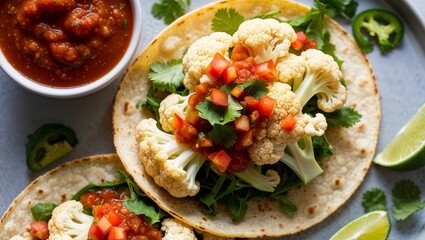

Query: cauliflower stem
<box><xmin>233</xmin><ymin>163</ymin><xmax>280</xmax><ymax>192</ymax></box>
<box><xmin>280</xmin><ymin>136</ymin><xmax>323</xmax><ymax>184</ymax></box>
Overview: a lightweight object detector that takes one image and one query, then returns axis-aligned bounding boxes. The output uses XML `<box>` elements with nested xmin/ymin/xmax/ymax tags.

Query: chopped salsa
<box><xmin>0</xmin><ymin>0</ymin><xmax>133</xmax><ymax>87</ymax></box>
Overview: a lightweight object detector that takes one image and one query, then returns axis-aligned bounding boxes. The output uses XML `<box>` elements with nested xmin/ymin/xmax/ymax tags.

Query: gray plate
<box><xmin>0</xmin><ymin>0</ymin><xmax>424</xmax><ymax>239</ymax></box>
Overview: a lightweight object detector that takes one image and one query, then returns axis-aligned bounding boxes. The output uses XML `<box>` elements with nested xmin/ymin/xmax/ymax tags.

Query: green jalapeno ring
<box><xmin>352</xmin><ymin>8</ymin><xmax>404</xmax><ymax>53</ymax></box>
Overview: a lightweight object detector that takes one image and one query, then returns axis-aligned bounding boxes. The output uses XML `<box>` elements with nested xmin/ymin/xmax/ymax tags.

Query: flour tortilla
<box><xmin>0</xmin><ymin>154</ymin><xmax>124</xmax><ymax>239</ymax></box>
<box><xmin>112</xmin><ymin>0</ymin><xmax>380</xmax><ymax>238</ymax></box>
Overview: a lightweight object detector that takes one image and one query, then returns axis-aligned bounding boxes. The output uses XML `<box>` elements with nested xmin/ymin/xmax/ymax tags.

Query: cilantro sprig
<box><xmin>196</xmin><ymin>96</ymin><xmax>242</xmax><ymax>126</ymax></box>
<box><xmin>151</xmin><ymin>0</ymin><xmax>191</xmax><ymax>25</ymax></box>
<box><xmin>212</xmin><ymin>8</ymin><xmax>245</xmax><ymax>35</ymax></box>
<box><xmin>362</xmin><ymin>188</ymin><xmax>387</xmax><ymax>213</ymax></box>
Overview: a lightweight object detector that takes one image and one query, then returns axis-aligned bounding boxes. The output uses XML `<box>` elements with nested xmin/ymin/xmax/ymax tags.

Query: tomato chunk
<box><xmin>291</xmin><ymin>40</ymin><xmax>304</xmax><ymax>51</ymax></box>
<box><xmin>89</xmin><ymin>224</ymin><xmax>105</xmax><ymax>240</ymax></box>
<box><xmin>173</xmin><ymin>113</ymin><xmax>184</xmax><ymax>130</ymax></box>
<box><xmin>106</xmin><ymin>210</ymin><xmax>123</xmax><ymax>227</ymax></box>
<box><xmin>195</xmin><ymin>82</ymin><xmax>210</xmax><ymax>96</ymax></box>
<box><xmin>223</xmin><ymin>66</ymin><xmax>238</xmax><ymax>84</ymax></box>
<box><xmin>254</xmin><ymin>60</ymin><xmax>277</xmax><ymax>81</ymax></box>
<box><xmin>198</xmin><ymin>137</ymin><xmax>213</xmax><ymax>148</ymax></box>
<box><xmin>205</xmin><ymin>53</ymin><xmax>229</xmax><ymax>79</ymax></box>
<box><xmin>227</xmin><ymin>150</ymin><xmax>250</xmax><ymax>172</ymax></box>
<box><xmin>304</xmin><ymin>39</ymin><xmax>317</xmax><ymax>49</ymax></box>
<box><xmin>98</xmin><ymin>216</ymin><xmax>113</xmax><ymax>234</ymax></box>
<box><xmin>244</xmin><ymin>96</ymin><xmax>259</xmax><ymax>111</ymax></box>
<box><xmin>258</xmin><ymin>95</ymin><xmax>277</xmax><ymax>117</ymax></box>
<box><xmin>296</xmin><ymin>32</ymin><xmax>309</xmax><ymax>44</ymax></box>
<box><xmin>235</xmin><ymin>115</ymin><xmax>250</xmax><ymax>132</ymax></box>
<box><xmin>249</xmin><ymin>110</ymin><xmax>260</xmax><ymax>125</ymax></box>
<box><xmin>186</xmin><ymin>108</ymin><xmax>201</xmax><ymax>126</ymax></box>
<box><xmin>231</xmin><ymin>45</ymin><xmax>250</xmax><ymax>61</ymax></box>
<box><xmin>230</xmin><ymin>86</ymin><xmax>244</xmax><ymax>98</ymax></box>
<box><xmin>108</xmin><ymin>226</ymin><xmax>126</xmax><ymax>240</ymax></box>
<box><xmin>235</xmin><ymin>130</ymin><xmax>253</xmax><ymax>150</ymax></box>
<box><xmin>210</xmin><ymin>89</ymin><xmax>228</xmax><ymax>107</ymax></box>
<box><xmin>210</xmin><ymin>150</ymin><xmax>232</xmax><ymax>172</ymax></box>
<box><xmin>281</xmin><ymin>114</ymin><xmax>297</xmax><ymax>132</ymax></box>
<box><xmin>30</xmin><ymin>221</ymin><xmax>49</xmax><ymax>240</ymax></box>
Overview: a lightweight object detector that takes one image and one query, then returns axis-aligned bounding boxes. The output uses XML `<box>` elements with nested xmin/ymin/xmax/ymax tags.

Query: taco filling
<box><xmin>134</xmin><ymin>8</ymin><xmax>361</xmax><ymax>221</ymax></box>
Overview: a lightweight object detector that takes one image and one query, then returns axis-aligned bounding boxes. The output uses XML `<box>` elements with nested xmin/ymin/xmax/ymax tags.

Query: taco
<box><xmin>112</xmin><ymin>0</ymin><xmax>380</xmax><ymax>238</ymax></box>
<box><xmin>0</xmin><ymin>154</ymin><xmax>229</xmax><ymax>240</ymax></box>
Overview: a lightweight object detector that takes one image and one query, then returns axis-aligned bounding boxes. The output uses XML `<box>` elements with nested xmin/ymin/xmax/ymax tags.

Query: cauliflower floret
<box><xmin>248</xmin><ymin>82</ymin><xmax>327</xmax><ymax>165</ymax></box>
<box><xmin>233</xmin><ymin>18</ymin><xmax>297</xmax><ymax>64</ymax></box>
<box><xmin>233</xmin><ymin>163</ymin><xmax>280</xmax><ymax>192</ymax></box>
<box><xmin>136</xmin><ymin>119</ymin><xmax>206</xmax><ymax>198</ymax></box>
<box><xmin>295</xmin><ymin>49</ymin><xmax>346</xmax><ymax>112</ymax></box>
<box><xmin>47</xmin><ymin>200</ymin><xmax>94</xmax><ymax>240</ymax></box>
<box><xmin>182</xmin><ymin>32</ymin><xmax>233</xmax><ymax>91</ymax></box>
<box><xmin>161</xmin><ymin>218</ymin><xmax>197</xmax><ymax>240</ymax></box>
<box><xmin>276</xmin><ymin>53</ymin><xmax>306</xmax><ymax>90</ymax></box>
<box><xmin>159</xmin><ymin>93</ymin><xmax>193</xmax><ymax>132</ymax></box>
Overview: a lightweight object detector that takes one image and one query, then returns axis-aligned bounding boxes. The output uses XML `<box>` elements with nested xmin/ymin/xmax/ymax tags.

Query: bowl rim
<box><xmin>0</xmin><ymin>0</ymin><xmax>143</xmax><ymax>99</ymax></box>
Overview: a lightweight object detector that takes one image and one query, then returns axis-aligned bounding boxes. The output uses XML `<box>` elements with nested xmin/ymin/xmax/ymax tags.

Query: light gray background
<box><xmin>0</xmin><ymin>0</ymin><xmax>424</xmax><ymax>239</ymax></box>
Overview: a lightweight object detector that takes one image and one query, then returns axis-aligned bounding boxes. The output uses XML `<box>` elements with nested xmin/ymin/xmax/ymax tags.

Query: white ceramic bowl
<box><xmin>0</xmin><ymin>0</ymin><xmax>142</xmax><ymax>99</ymax></box>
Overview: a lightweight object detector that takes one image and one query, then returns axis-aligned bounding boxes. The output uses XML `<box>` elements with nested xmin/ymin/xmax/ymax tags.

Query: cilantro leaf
<box><xmin>392</xmin><ymin>179</ymin><xmax>425</xmax><ymax>220</ymax></box>
<box><xmin>315</xmin><ymin>0</ymin><xmax>358</xmax><ymax>20</ymax></box>
<box><xmin>212</xmin><ymin>8</ymin><xmax>245</xmax><ymax>35</ymax></box>
<box><xmin>362</xmin><ymin>188</ymin><xmax>387</xmax><ymax>213</ymax></box>
<box><xmin>312</xmin><ymin>135</ymin><xmax>333</xmax><ymax>161</ymax></box>
<box><xmin>324</xmin><ymin>107</ymin><xmax>362</xmax><ymax>128</ymax></box>
<box><xmin>151</xmin><ymin>0</ymin><xmax>190</xmax><ymax>25</ymax></box>
<box><xmin>208</xmin><ymin>124</ymin><xmax>237</xmax><ymax>148</ymax></box>
<box><xmin>224</xmin><ymin>194</ymin><xmax>249</xmax><ymax>222</ymax></box>
<box><xmin>138</xmin><ymin>88</ymin><xmax>163</xmax><ymax>120</ymax></box>
<box><xmin>272</xmin><ymin>194</ymin><xmax>297</xmax><ymax>217</ymax></box>
<box><xmin>148</xmin><ymin>59</ymin><xmax>184</xmax><ymax>93</ymax></box>
<box><xmin>196</xmin><ymin>96</ymin><xmax>242</xmax><ymax>125</ymax></box>
<box><xmin>221</xmin><ymin>80</ymin><xmax>268</xmax><ymax>99</ymax></box>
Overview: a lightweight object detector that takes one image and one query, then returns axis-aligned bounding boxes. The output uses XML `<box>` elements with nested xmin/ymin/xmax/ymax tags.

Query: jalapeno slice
<box><xmin>26</xmin><ymin>124</ymin><xmax>78</xmax><ymax>172</ymax></box>
<box><xmin>352</xmin><ymin>9</ymin><xmax>404</xmax><ymax>53</ymax></box>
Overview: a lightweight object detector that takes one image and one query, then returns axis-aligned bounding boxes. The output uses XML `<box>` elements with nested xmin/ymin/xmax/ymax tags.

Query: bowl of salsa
<box><xmin>0</xmin><ymin>0</ymin><xmax>142</xmax><ymax>98</ymax></box>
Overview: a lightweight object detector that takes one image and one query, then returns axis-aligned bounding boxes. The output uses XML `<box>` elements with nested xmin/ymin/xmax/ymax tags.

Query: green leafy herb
<box><xmin>72</xmin><ymin>178</ymin><xmax>126</xmax><ymax>201</ymax></box>
<box><xmin>138</xmin><ymin>88</ymin><xmax>163</xmax><ymax>120</ymax></box>
<box><xmin>312</xmin><ymin>135</ymin><xmax>333</xmax><ymax>161</ymax></box>
<box><xmin>208</xmin><ymin>124</ymin><xmax>237</xmax><ymax>148</ymax></box>
<box><xmin>324</xmin><ymin>107</ymin><xmax>362</xmax><ymax>128</ymax></box>
<box><xmin>31</xmin><ymin>203</ymin><xmax>58</xmax><ymax>221</ymax></box>
<box><xmin>196</xmin><ymin>96</ymin><xmax>242</xmax><ymax>125</ymax></box>
<box><xmin>224</xmin><ymin>192</ymin><xmax>251</xmax><ymax>222</ymax></box>
<box><xmin>151</xmin><ymin>0</ymin><xmax>191</xmax><ymax>25</ymax></box>
<box><xmin>211</xmin><ymin>8</ymin><xmax>245</xmax><ymax>35</ymax></box>
<box><xmin>362</xmin><ymin>188</ymin><xmax>387</xmax><ymax>213</ymax></box>
<box><xmin>392</xmin><ymin>179</ymin><xmax>425</xmax><ymax>220</ymax></box>
<box><xmin>271</xmin><ymin>194</ymin><xmax>297</xmax><ymax>217</ymax></box>
<box><xmin>288</xmin><ymin>0</ymin><xmax>356</xmax><ymax>66</ymax></box>
<box><xmin>148</xmin><ymin>59</ymin><xmax>184</xmax><ymax>93</ymax></box>
<box><xmin>239</xmin><ymin>80</ymin><xmax>268</xmax><ymax>99</ymax></box>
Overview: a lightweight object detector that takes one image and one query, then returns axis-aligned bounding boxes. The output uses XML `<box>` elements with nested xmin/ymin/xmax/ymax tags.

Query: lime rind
<box><xmin>330</xmin><ymin>210</ymin><xmax>391</xmax><ymax>240</ymax></box>
<box><xmin>374</xmin><ymin>103</ymin><xmax>425</xmax><ymax>171</ymax></box>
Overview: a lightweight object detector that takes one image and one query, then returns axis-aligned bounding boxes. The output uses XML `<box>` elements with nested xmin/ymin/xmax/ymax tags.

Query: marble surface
<box><xmin>0</xmin><ymin>0</ymin><xmax>424</xmax><ymax>239</ymax></box>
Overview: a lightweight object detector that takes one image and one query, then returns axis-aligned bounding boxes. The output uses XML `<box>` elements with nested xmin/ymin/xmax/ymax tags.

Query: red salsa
<box><xmin>0</xmin><ymin>0</ymin><xmax>134</xmax><ymax>87</ymax></box>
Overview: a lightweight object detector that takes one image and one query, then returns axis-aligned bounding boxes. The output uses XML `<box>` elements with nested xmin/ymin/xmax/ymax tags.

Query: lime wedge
<box><xmin>374</xmin><ymin>103</ymin><xmax>425</xmax><ymax>171</ymax></box>
<box><xmin>330</xmin><ymin>211</ymin><xmax>391</xmax><ymax>240</ymax></box>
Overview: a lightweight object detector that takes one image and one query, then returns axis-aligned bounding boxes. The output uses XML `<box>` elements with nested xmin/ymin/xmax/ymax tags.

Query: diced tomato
<box><xmin>210</xmin><ymin>89</ymin><xmax>228</xmax><ymax>107</ymax></box>
<box><xmin>108</xmin><ymin>227</ymin><xmax>126</xmax><ymax>240</ymax></box>
<box><xmin>291</xmin><ymin>40</ymin><xmax>304</xmax><ymax>51</ymax></box>
<box><xmin>181</xmin><ymin>122</ymin><xmax>199</xmax><ymax>142</ymax></box>
<box><xmin>205</xmin><ymin>53</ymin><xmax>229</xmax><ymax>79</ymax></box>
<box><xmin>235</xmin><ymin>115</ymin><xmax>250</xmax><ymax>132</ymax></box>
<box><xmin>207</xmin><ymin>151</ymin><xmax>218</xmax><ymax>161</ymax></box>
<box><xmin>186</xmin><ymin>108</ymin><xmax>201</xmax><ymax>126</ymax></box>
<box><xmin>249</xmin><ymin>110</ymin><xmax>260</xmax><ymax>125</ymax></box>
<box><xmin>198</xmin><ymin>137</ymin><xmax>213</xmax><ymax>148</ymax></box>
<box><xmin>195</xmin><ymin>82</ymin><xmax>210</xmax><ymax>96</ymax></box>
<box><xmin>254</xmin><ymin>60</ymin><xmax>277</xmax><ymax>81</ymax></box>
<box><xmin>258</xmin><ymin>95</ymin><xmax>277</xmax><ymax>117</ymax></box>
<box><xmin>244</xmin><ymin>96</ymin><xmax>259</xmax><ymax>111</ymax></box>
<box><xmin>30</xmin><ymin>221</ymin><xmax>49</xmax><ymax>240</ymax></box>
<box><xmin>234</xmin><ymin>130</ymin><xmax>254</xmax><ymax>150</ymax></box>
<box><xmin>223</xmin><ymin>66</ymin><xmax>238</xmax><ymax>84</ymax></box>
<box><xmin>230</xmin><ymin>86</ymin><xmax>244</xmax><ymax>98</ymax></box>
<box><xmin>280</xmin><ymin>114</ymin><xmax>297</xmax><ymax>132</ymax></box>
<box><xmin>106</xmin><ymin>210</ymin><xmax>123</xmax><ymax>227</ymax></box>
<box><xmin>98</xmin><ymin>216</ymin><xmax>113</xmax><ymax>234</ymax></box>
<box><xmin>227</xmin><ymin>150</ymin><xmax>250</xmax><ymax>172</ymax></box>
<box><xmin>188</xmin><ymin>93</ymin><xmax>202</xmax><ymax>108</ymax></box>
<box><xmin>210</xmin><ymin>150</ymin><xmax>232</xmax><ymax>172</ymax></box>
<box><xmin>304</xmin><ymin>39</ymin><xmax>317</xmax><ymax>49</ymax></box>
<box><xmin>93</xmin><ymin>204</ymin><xmax>109</xmax><ymax>219</ymax></box>
<box><xmin>296</xmin><ymin>32</ymin><xmax>309</xmax><ymax>44</ymax></box>
<box><xmin>231</xmin><ymin>45</ymin><xmax>250</xmax><ymax>61</ymax></box>
<box><xmin>89</xmin><ymin>224</ymin><xmax>105</xmax><ymax>240</ymax></box>
<box><xmin>173</xmin><ymin>113</ymin><xmax>184</xmax><ymax>130</ymax></box>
